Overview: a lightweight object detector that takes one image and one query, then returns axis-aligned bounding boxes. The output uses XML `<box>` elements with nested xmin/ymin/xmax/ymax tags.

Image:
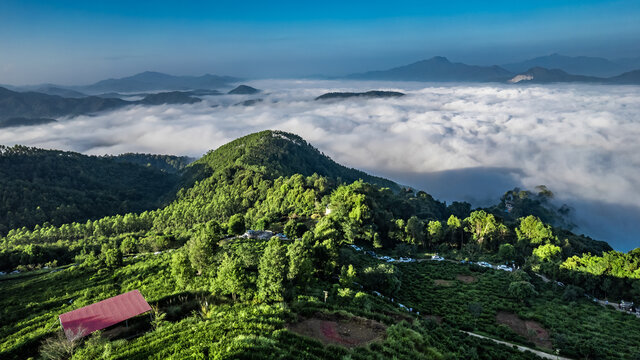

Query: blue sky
<box><xmin>1</xmin><ymin>0</ymin><xmax>640</xmax><ymax>84</ymax></box>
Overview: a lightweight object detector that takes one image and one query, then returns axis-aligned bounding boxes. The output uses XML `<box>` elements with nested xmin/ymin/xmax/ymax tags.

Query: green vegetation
<box><xmin>107</xmin><ymin>153</ymin><xmax>193</xmax><ymax>174</ymax></box>
<box><xmin>0</xmin><ymin>145</ymin><xmax>179</xmax><ymax>236</ymax></box>
<box><xmin>1</xmin><ymin>130</ymin><xmax>639</xmax><ymax>359</ymax></box>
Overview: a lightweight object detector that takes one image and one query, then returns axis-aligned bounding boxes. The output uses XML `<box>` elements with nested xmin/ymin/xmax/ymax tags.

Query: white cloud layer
<box><xmin>2</xmin><ymin>80</ymin><xmax>639</xmax><ymax>250</ymax></box>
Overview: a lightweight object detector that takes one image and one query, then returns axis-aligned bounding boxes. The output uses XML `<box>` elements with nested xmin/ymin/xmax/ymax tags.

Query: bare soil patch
<box><xmin>456</xmin><ymin>274</ymin><xmax>477</xmax><ymax>284</ymax></box>
<box><xmin>496</xmin><ymin>311</ymin><xmax>552</xmax><ymax>350</ymax></box>
<box><xmin>434</xmin><ymin>279</ymin><xmax>454</xmax><ymax>287</ymax></box>
<box><xmin>287</xmin><ymin>312</ymin><xmax>387</xmax><ymax>347</ymax></box>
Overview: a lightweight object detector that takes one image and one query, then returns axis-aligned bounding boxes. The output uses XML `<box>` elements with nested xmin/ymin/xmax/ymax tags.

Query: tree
<box><xmin>171</xmin><ymin>251</ymin><xmax>195</xmax><ymax>289</ymax></box>
<box><xmin>284</xmin><ymin>218</ymin><xmax>308</xmax><ymax>239</ymax></box>
<box><xmin>530</xmin><ymin>243</ymin><xmax>562</xmax><ymax>273</ymax></box>
<box><xmin>406</xmin><ymin>216</ymin><xmax>425</xmax><ymax>246</ymax></box>
<box><xmin>447</xmin><ymin>215</ymin><xmax>463</xmax><ymax>247</ymax></box>
<box><xmin>562</xmin><ymin>285</ymin><xmax>584</xmax><ymax>302</ymax></box>
<box><xmin>102</xmin><ymin>245</ymin><xmax>122</xmax><ymax>268</ymax></box>
<box><xmin>227</xmin><ymin>214</ymin><xmax>246</xmax><ymax>236</ymax></box>
<box><xmin>373</xmin><ymin>232</ymin><xmax>383</xmax><ymax>249</ymax></box>
<box><xmin>427</xmin><ymin>220</ymin><xmax>444</xmax><ymax>248</ymax></box>
<box><xmin>516</xmin><ymin>215</ymin><xmax>554</xmax><ymax>246</ymax></box>
<box><xmin>508</xmin><ymin>281</ymin><xmax>538</xmax><ymax>303</ymax></box>
<box><xmin>40</xmin><ymin>330</ymin><xmax>81</xmax><ymax>360</ymax></box>
<box><xmin>360</xmin><ymin>263</ymin><xmax>401</xmax><ymax>296</ymax></box>
<box><xmin>498</xmin><ymin>243</ymin><xmax>516</xmax><ymax>263</ymax></box>
<box><xmin>120</xmin><ymin>236</ymin><xmax>137</xmax><ymax>255</ymax></box>
<box><xmin>257</xmin><ymin>237</ymin><xmax>288</xmax><ymax>302</ymax></box>
<box><xmin>448</xmin><ymin>201</ymin><xmax>472</xmax><ymax>219</ymax></box>
<box><xmin>464</xmin><ymin>210</ymin><xmax>499</xmax><ymax>249</ymax></box>
<box><xmin>151</xmin><ymin>305</ymin><xmax>167</xmax><ymax>330</ymax></box>
<box><xmin>287</xmin><ymin>234</ymin><xmax>314</xmax><ymax>287</ymax></box>
<box><xmin>511</xmin><ymin>269</ymin><xmax>531</xmax><ymax>282</ymax></box>
<box><xmin>214</xmin><ymin>253</ymin><xmax>247</xmax><ymax>301</ymax></box>
<box><xmin>532</xmin><ymin>244</ymin><xmax>562</xmax><ymax>263</ymax></box>
<box><xmin>187</xmin><ymin>225</ymin><xmax>220</xmax><ymax>274</ymax></box>
<box><xmin>313</xmin><ymin>216</ymin><xmax>342</xmax><ymax>243</ymax></box>
<box><xmin>339</xmin><ymin>264</ymin><xmax>357</xmax><ymax>288</ymax></box>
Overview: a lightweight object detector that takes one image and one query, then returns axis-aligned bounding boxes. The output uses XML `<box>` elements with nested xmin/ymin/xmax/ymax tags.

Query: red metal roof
<box><xmin>59</xmin><ymin>290</ymin><xmax>152</xmax><ymax>339</ymax></box>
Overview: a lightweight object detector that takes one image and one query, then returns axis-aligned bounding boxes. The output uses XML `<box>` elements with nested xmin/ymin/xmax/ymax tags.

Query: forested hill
<box><xmin>0</xmin><ymin>145</ymin><xmax>180</xmax><ymax>235</ymax></box>
<box><xmin>3</xmin><ymin>131</ymin><xmax>640</xmax><ymax>359</ymax></box>
<box><xmin>185</xmin><ymin>130</ymin><xmax>400</xmax><ymax>190</ymax></box>
<box><xmin>107</xmin><ymin>153</ymin><xmax>194</xmax><ymax>174</ymax></box>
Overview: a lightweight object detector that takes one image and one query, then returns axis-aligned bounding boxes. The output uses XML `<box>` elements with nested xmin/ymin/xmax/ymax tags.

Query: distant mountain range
<box><xmin>75</xmin><ymin>71</ymin><xmax>239</xmax><ymax>94</ymax></box>
<box><xmin>501</xmin><ymin>53</ymin><xmax>639</xmax><ymax>77</ymax></box>
<box><xmin>0</xmin><ymin>86</ymin><xmax>202</xmax><ymax>127</ymax></box>
<box><xmin>346</xmin><ymin>55</ymin><xmax>640</xmax><ymax>85</ymax></box>
<box><xmin>2</xmin><ymin>71</ymin><xmax>240</xmax><ymax>96</ymax></box>
<box><xmin>507</xmin><ymin>67</ymin><xmax>640</xmax><ymax>84</ymax></box>
<box><xmin>348</xmin><ymin>56</ymin><xmax>512</xmax><ymax>82</ymax></box>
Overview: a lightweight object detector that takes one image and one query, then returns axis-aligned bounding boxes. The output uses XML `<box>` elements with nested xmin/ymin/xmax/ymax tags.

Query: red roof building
<box><xmin>59</xmin><ymin>289</ymin><xmax>152</xmax><ymax>339</ymax></box>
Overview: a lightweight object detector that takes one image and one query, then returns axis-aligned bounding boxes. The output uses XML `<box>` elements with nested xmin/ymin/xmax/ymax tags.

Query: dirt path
<box><xmin>463</xmin><ymin>331</ymin><xmax>571</xmax><ymax>360</ymax></box>
<box><xmin>535</xmin><ymin>273</ymin><xmax>551</xmax><ymax>283</ymax></box>
<box><xmin>595</xmin><ymin>299</ymin><xmax>640</xmax><ymax>318</ymax></box>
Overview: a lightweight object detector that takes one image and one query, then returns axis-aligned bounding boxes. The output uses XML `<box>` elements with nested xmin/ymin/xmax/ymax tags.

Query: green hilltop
<box><xmin>1</xmin><ymin>130</ymin><xmax>640</xmax><ymax>359</ymax></box>
<box><xmin>185</xmin><ymin>130</ymin><xmax>399</xmax><ymax>190</ymax></box>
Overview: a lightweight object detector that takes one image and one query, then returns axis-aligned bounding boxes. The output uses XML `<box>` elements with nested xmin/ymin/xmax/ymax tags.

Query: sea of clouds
<box><xmin>1</xmin><ymin>80</ymin><xmax>639</xmax><ymax>250</ymax></box>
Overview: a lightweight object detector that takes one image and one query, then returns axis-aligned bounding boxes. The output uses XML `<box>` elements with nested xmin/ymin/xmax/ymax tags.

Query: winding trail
<box><xmin>463</xmin><ymin>331</ymin><xmax>572</xmax><ymax>360</ymax></box>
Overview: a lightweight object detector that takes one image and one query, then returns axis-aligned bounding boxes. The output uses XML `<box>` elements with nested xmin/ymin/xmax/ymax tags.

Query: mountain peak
<box><xmin>228</xmin><ymin>85</ymin><xmax>260</xmax><ymax>94</ymax></box>
<box><xmin>188</xmin><ymin>130</ymin><xmax>398</xmax><ymax>190</ymax></box>
<box><xmin>428</xmin><ymin>56</ymin><xmax>450</xmax><ymax>63</ymax></box>
<box><xmin>348</xmin><ymin>56</ymin><xmax>511</xmax><ymax>82</ymax></box>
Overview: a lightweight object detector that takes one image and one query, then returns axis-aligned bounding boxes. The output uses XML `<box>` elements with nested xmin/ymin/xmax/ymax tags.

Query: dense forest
<box><xmin>106</xmin><ymin>153</ymin><xmax>193</xmax><ymax>174</ymax></box>
<box><xmin>0</xmin><ymin>146</ymin><xmax>181</xmax><ymax>235</ymax></box>
<box><xmin>1</xmin><ymin>130</ymin><xmax>639</xmax><ymax>359</ymax></box>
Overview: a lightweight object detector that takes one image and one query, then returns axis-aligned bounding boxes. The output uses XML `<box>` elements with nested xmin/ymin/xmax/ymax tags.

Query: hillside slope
<box><xmin>1</xmin><ymin>131</ymin><xmax>639</xmax><ymax>360</ymax></box>
<box><xmin>77</xmin><ymin>71</ymin><xmax>239</xmax><ymax>93</ymax></box>
<box><xmin>0</xmin><ymin>146</ymin><xmax>180</xmax><ymax>234</ymax></box>
<box><xmin>186</xmin><ymin>130</ymin><xmax>399</xmax><ymax>190</ymax></box>
<box><xmin>0</xmin><ymin>87</ymin><xmax>202</xmax><ymax>124</ymax></box>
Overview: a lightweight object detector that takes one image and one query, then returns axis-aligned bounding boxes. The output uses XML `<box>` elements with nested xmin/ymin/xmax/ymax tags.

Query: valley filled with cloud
<box><xmin>2</xmin><ymin>80</ymin><xmax>639</xmax><ymax>250</ymax></box>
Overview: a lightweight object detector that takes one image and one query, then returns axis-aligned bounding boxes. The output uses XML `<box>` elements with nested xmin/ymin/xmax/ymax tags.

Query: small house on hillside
<box><xmin>242</xmin><ymin>230</ymin><xmax>274</xmax><ymax>240</ymax></box>
<box><xmin>59</xmin><ymin>290</ymin><xmax>152</xmax><ymax>340</ymax></box>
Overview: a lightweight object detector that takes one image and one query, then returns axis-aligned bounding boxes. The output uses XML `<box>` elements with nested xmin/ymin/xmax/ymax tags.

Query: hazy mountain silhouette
<box><xmin>502</xmin><ymin>54</ymin><xmax>627</xmax><ymax>77</ymax></box>
<box><xmin>507</xmin><ymin>67</ymin><xmax>602</xmax><ymax>83</ymax></box>
<box><xmin>347</xmin><ymin>56</ymin><xmax>512</xmax><ymax>82</ymax></box>
<box><xmin>30</xmin><ymin>86</ymin><xmax>87</xmax><ymax>98</ymax></box>
<box><xmin>608</xmin><ymin>69</ymin><xmax>640</xmax><ymax>84</ymax></box>
<box><xmin>75</xmin><ymin>71</ymin><xmax>239</xmax><ymax>94</ymax></box>
<box><xmin>508</xmin><ymin>67</ymin><xmax>640</xmax><ymax>84</ymax></box>
<box><xmin>0</xmin><ymin>87</ymin><xmax>203</xmax><ymax>125</ymax></box>
<box><xmin>228</xmin><ymin>85</ymin><xmax>260</xmax><ymax>94</ymax></box>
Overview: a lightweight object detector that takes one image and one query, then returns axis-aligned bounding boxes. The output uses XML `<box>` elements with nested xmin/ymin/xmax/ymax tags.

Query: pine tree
<box><xmin>257</xmin><ymin>237</ymin><xmax>288</xmax><ymax>302</ymax></box>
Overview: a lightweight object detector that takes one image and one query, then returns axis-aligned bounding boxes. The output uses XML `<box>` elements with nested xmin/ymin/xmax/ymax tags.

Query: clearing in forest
<box><xmin>434</xmin><ymin>279</ymin><xmax>454</xmax><ymax>286</ymax></box>
<box><xmin>287</xmin><ymin>312</ymin><xmax>387</xmax><ymax>347</ymax></box>
<box><xmin>456</xmin><ymin>274</ymin><xmax>477</xmax><ymax>283</ymax></box>
<box><xmin>496</xmin><ymin>311</ymin><xmax>552</xmax><ymax>350</ymax></box>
